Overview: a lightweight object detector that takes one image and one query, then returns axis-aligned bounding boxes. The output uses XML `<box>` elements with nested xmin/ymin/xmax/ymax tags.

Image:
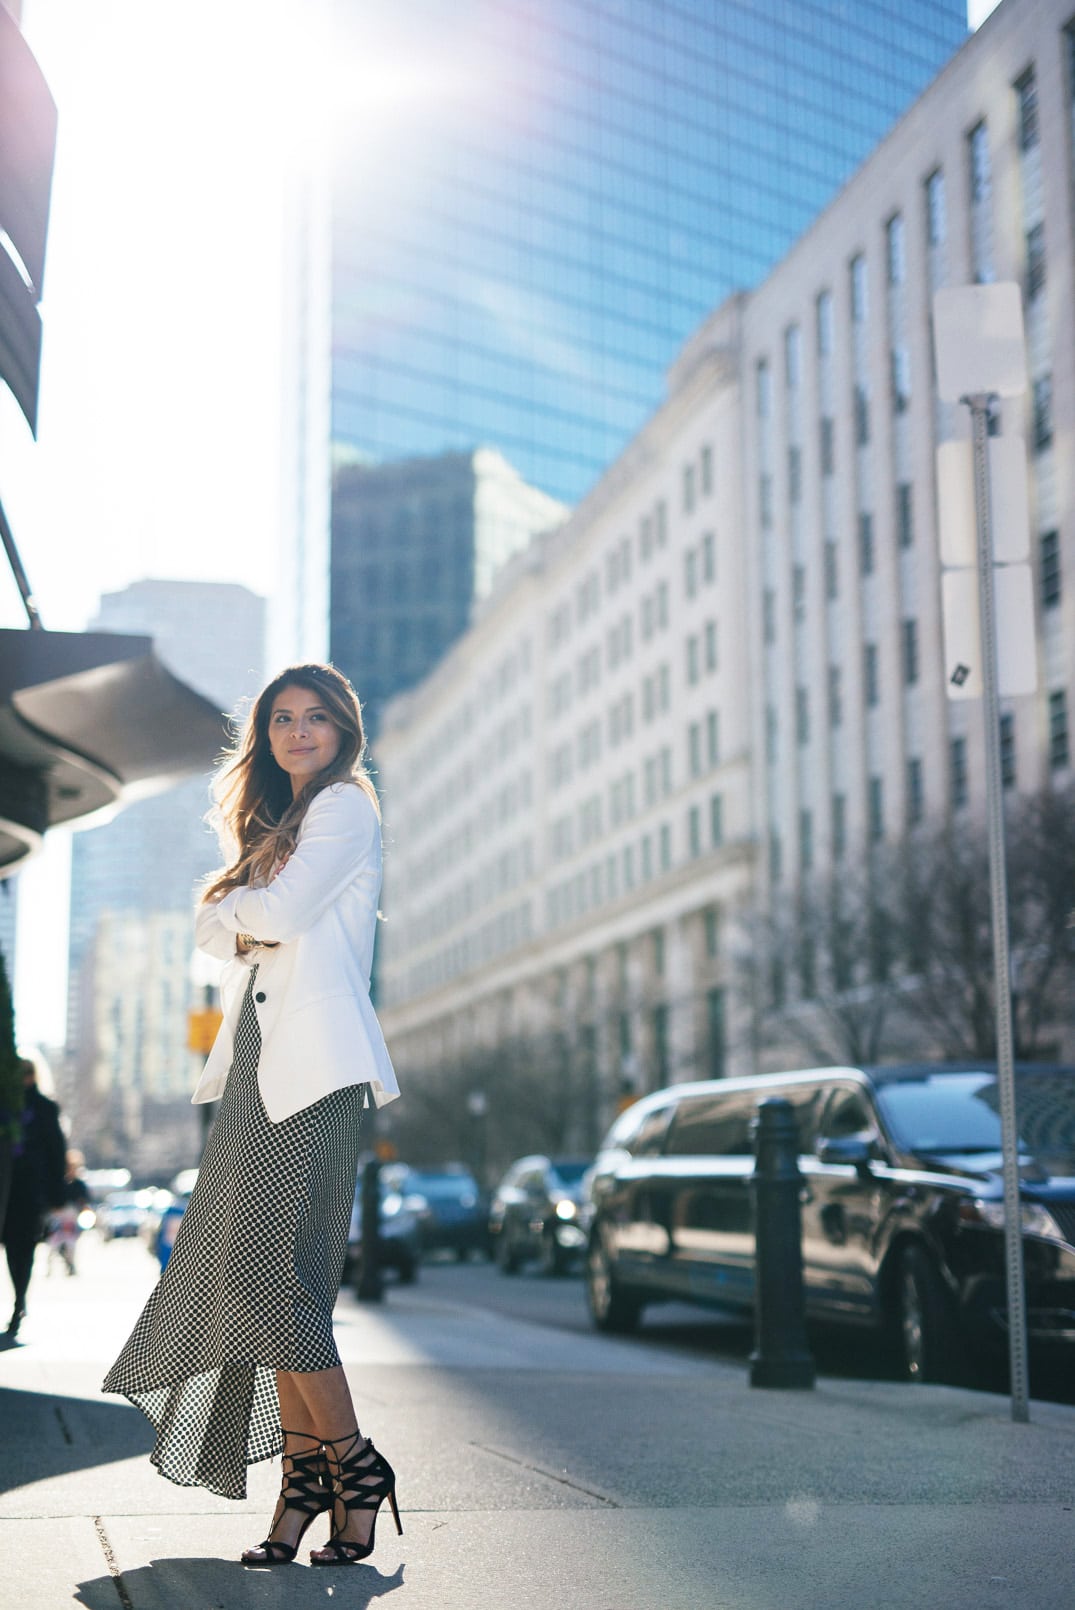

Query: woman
<box><xmin>103</xmin><ymin>663</ymin><xmax>401</xmax><ymax>1568</ymax></box>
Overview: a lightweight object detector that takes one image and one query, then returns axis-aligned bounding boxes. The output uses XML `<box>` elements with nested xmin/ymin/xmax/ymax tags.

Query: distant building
<box><xmin>331</xmin><ymin>448</ymin><xmax>566</xmax><ymax>736</ymax></box>
<box><xmin>372</xmin><ymin>0</ymin><xmax>1075</xmax><ymax>1139</ymax></box>
<box><xmin>282</xmin><ymin>0</ymin><xmax>969</xmax><ymax>660</ymax></box>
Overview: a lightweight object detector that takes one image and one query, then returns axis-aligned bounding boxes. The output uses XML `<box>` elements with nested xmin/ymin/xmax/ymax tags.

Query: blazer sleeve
<box><xmin>210</xmin><ymin>784</ymin><xmax>379</xmax><ymax>945</ymax></box>
<box><xmin>194</xmin><ymin>898</ymin><xmax>251</xmax><ymax>962</ymax></box>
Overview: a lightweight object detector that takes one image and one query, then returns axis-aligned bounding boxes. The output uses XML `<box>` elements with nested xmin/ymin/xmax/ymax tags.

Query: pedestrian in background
<box><xmin>103</xmin><ymin>663</ymin><xmax>402</xmax><ymax>1568</ymax></box>
<box><xmin>2</xmin><ymin>1057</ymin><xmax>67</xmax><ymax>1338</ymax></box>
<box><xmin>47</xmin><ymin>1149</ymin><xmax>90</xmax><ymax>1277</ymax></box>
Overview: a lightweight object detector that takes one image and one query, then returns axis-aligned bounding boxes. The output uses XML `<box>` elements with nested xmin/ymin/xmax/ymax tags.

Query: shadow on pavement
<box><xmin>75</xmin><ymin>1558</ymin><xmax>405</xmax><ymax>1609</ymax></box>
<box><xmin>0</xmin><ymin>1385</ymin><xmax>151</xmax><ymax>1491</ymax></box>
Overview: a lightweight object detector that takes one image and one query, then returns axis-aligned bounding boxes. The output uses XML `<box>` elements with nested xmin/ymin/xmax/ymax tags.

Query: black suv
<box><xmin>585</xmin><ymin>1064</ymin><xmax>1075</xmax><ymax>1383</ymax></box>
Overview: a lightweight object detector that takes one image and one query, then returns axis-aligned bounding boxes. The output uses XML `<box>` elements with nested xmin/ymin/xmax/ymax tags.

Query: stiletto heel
<box><xmin>310</xmin><ymin>1432</ymin><xmax>402</xmax><ymax>1565</ymax></box>
<box><xmin>240</xmin><ymin>1432</ymin><xmax>332</xmax><ymax>1565</ymax></box>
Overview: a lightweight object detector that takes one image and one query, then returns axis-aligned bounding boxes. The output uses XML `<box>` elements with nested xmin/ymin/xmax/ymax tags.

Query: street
<box><xmin>2</xmin><ymin>1231</ymin><xmax>1075</xmax><ymax>1609</ymax></box>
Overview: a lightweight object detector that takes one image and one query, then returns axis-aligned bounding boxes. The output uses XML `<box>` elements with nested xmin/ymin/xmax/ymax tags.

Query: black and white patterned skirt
<box><xmin>102</xmin><ymin>966</ymin><xmax>364</xmax><ymax>1499</ymax></box>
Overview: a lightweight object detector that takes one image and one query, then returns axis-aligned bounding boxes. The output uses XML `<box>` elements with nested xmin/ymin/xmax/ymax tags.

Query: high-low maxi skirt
<box><xmin>102</xmin><ymin>967</ymin><xmax>364</xmax><ymax>1499</ymax></box>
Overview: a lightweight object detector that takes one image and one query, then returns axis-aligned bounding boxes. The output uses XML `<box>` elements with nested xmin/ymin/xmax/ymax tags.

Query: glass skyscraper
<box><xmin>328</xmin><ymin>0</ymin><xmax>968</xmax><ymax>508</ymax></box>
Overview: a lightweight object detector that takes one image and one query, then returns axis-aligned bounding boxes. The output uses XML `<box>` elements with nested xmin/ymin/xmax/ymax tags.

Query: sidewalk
<box><xmin>2</xmin><ymin>1234</ymin><xmax>1073</xmax><ymax>1610</ymax></box>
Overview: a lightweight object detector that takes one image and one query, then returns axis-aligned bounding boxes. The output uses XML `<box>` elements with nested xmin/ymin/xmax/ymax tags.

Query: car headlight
<box><xmin>962</xmin><ymin>1198</ymin><xmax>1066</xmax><ymax>1241</ymax></box>
<box><xmin>554</xmin><ymin>1199</ymin><xmax>577</xmax><ymax>1221</ymax></box>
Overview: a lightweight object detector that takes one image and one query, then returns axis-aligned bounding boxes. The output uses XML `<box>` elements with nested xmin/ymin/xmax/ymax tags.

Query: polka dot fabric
<box><xmin>102</xmin><ymin>966</ymin><xmax>364</xmax><ymax>1499</ymax></box>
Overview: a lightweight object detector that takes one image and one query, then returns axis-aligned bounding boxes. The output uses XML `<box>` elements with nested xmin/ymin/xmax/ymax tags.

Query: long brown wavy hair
<box><xmin>202</xmin><ymin>663</ymin><xmax>378</xmax><ymax>903</ymax></box>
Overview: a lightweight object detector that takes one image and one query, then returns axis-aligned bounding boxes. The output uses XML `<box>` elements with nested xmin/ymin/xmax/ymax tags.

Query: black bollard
<box><xmin>749</xmin><ymin>1098</ymin><xmax>815</xmax><ymax>1389</ymax></box>
<box><xmin>355</xmin><ymin>1156</ymin><xmax>384</xmax><ymax>1304</ymax></box>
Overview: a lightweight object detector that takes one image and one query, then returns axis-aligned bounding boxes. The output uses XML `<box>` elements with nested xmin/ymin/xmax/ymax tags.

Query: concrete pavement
<box><xmin>2</xmin><ymin>1233</ymin><xmax>1073</xmax><ymax>1609</ymax></box>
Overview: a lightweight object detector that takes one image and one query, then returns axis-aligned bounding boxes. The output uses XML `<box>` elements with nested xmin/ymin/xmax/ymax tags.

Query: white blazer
<box><xmin>191</xmin><ymin>781</ymin><xmax>400</xmax><ymax>1123</ymax></box>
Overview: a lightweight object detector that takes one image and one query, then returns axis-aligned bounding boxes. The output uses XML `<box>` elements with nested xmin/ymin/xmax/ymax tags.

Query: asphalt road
<box><xmin>366</xmin><ymin>1249</ymin><xmax>1075</xmax><ymax>1406</ymax></box>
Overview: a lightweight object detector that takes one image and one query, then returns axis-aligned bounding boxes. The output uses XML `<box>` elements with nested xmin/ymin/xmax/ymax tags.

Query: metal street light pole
<box><xmin>963</xmin><ymin>391</ymin><xmax>1028</xmax><ymax>1424</ymax></box>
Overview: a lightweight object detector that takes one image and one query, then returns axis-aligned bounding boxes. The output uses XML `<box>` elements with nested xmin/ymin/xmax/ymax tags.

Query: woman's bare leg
<box><xmin>242</xmin><ymin>1371</ymin><xmax>343</xmax><ymax>1562</ymax></box>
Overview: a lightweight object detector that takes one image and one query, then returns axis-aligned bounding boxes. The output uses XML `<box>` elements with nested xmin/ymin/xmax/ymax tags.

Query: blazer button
<box><xmin>255</xmin><ymin>991</ymin><xmax>266</xmax><ymax>1003</ymax></box>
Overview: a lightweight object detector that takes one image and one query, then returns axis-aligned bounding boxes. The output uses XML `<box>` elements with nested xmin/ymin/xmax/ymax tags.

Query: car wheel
<box><xmin>496</xmin><ymin>1226</ymin><xmax>521</xmax><ymax>1275</ymax></box>
<box><xmin>586</xmin><ymin>1229</ymin><xmax>642</xmax><ymax>1334</ymax></box>
<box><xmin>539</xmin><ymin>1226</ymin><xmax>565</xmax><ymax>1278</ymax></box>
<box><xmin>896</xmin><ymin>1245</ymin><xmax>959</xmax><ymax>1384</ymax></box>
<box><xmin>397</xmin><ymin>1252</ymin><xmax>418</xmax><ymax>1286</ymax></box>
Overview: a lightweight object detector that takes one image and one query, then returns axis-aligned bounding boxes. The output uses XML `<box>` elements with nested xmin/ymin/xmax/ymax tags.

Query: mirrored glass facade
<box><xmin>329</xmin><ymin>0</ymin><xmax>968</xmax><ymax>507</ymax></box>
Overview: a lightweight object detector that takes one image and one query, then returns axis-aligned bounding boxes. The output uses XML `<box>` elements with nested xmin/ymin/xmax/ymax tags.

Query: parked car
<box><xmin>395</xmin><ymin>1165</ymin><xmax>490</xmax><ymax>1260</ymax></box>
<box><xmin>96</xmin><ymin>1190</ymin><xmax>153</xmax><ymax>1241</ymax></box>
<box><xmin>489</xmin><ymin>1154</ymin><xmax>591</xmax><ymax>1275</ymax></box>
<box><xmin>585</xmin><ymin>1064</ymin><xmax>1075</xmax><ymax>1384</ymax></box>
<box><xmin>345</xmin><ymin>1169</ymin><xmax>423</xmax><ymax>1285</ymax></box>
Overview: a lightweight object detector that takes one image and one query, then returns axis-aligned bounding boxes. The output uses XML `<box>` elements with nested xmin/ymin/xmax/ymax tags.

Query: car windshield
<box><xmin>406</xmin><ymin>1172</ymin><xmax>477</xmax><ymax>1199</ymax></box>
<box><xmin>876</xmin><ymin>1071</ymin><xmax>1075</xmax><ymax>1156</ymax></box>
<box><xmin>550</xmin><ymin>1161</ymin><xmax>589</xmax><ymax>1187</ymax></box>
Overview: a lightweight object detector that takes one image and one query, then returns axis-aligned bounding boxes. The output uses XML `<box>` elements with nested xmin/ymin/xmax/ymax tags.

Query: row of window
<box><xmin>773</xmin><ymin>692</ymin><xmax>1070</xmax><ymax>876</ymax></box>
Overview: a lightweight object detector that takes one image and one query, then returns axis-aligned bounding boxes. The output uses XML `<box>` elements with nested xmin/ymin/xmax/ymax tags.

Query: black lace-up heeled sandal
<box><xmin>240</xmin><ymin>1433</ymin><xmax>332</xmax><ymax>1565</ymax></box>
<box><xmin>309</xmin><ymin>1432</ymin><xmax>403</xmax><ymax>1566</ymax></box>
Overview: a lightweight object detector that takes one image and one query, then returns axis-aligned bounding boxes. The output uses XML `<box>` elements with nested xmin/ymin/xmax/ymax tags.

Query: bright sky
<box><xmin>3</xmin><ymin>0</ymin><xmax>306</xmax><ymax>1043</ymax></box>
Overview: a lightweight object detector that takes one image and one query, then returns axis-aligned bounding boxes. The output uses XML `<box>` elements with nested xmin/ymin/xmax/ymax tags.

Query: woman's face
<box><xmin>267</xmin><ymin>683</ymin><xmax>342</xmax><ymax>796</ymax></box>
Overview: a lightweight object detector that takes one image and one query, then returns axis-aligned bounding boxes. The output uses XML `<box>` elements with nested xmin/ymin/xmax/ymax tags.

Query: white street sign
<box><xmin>937</xmin><ymin>437</ymin><xmax>1030</xmax><ymax>567</ymax></box>
<box><xmin>942</xmin><ymin>562</ymin><xmax>1038</xmax><ymax>699</ymax></box>
<box><xmin>933</xmin><ymin>284</ymin><xmax>1027</xmax><ymax>401</ymax></box>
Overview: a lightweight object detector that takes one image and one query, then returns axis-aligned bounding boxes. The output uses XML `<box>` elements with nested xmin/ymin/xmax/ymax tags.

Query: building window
<box><xmin>820</xmin><ymin>416</ymin><xmax>835</xmax><ymax>476</ymax></box>
<box><xmin>799</xmin><ymin>808</ymin><xmax>813</xmax><ymax>871</ymax></box>
<box><xmin>951</xmin><ymin>736</ymin><xmax>968</xmax><ymax>808</ymax></box>
<box><xmin>683</xmin><ymin>462</ymin><xmax>695</xmax><ymax>514</ymax></box>
<box><xmin>685</xmin><ymin>549</ymin><xmax>698</xmax><ymax>598</ymax></box>
<box><xmin>1016</xmin><ymin>68</ymin><xmax>1039</xmax><ymax>152</ymax></box>
<box><xmin>765</xmin><ymin>704</ymin><xmax>777</xmax><ymax>763</ymax></box>
<box><xmin>655</xmin><ymin>500</ymin><xmax>667</xmax><ymax>546</ymax></box>
<box><xmin>688</xmin><ymin>721</ymin><xmax>702</xmax><ymax>777</ymax></box>
<box><xmin>759</xmin><ymin>473</ymin><xmax>773</xmax><ymax>529</ymax></box>
<box><xmin>701</xmin><ymin>531</ymin><xmax>715</xmax><ymax>583</ymax></box>
<box><xmin>859</xmin><ymin>511</ymin><xmax>875</xmax><ymax>576</ymax></box>
<box><xmin>704</xmin><ymin>906</ymin><xmax>720</xmax><ymax>958</ymax></box>
<box><xmin>793</xmin><ymin>564</ymin><xmax>806</xmax><ymax>621</ymax></box>
<box><xmin>824</xmin><ymin>540</ymin><xmax>838</xmax><ymax>601</ymax></box>
<box><xmin>868</xmin><ymin>776</ymin><xmax>884</xmax><ymax>841</ymax></box>
<box><xmin>828</xmin><ymin>663</ymin><xmax>842</xmax><ymax>727</ymax></box>
<box><xmin>706</xmin><ymin>708</ymin><xmax>719</xmax><ymax>766</ymax></box>
<box><xmin>788</xmin><ymin>444</ymin><xmax>802</xmax><ymax>503</ymax></box>
<box><xmin>925</xmin><ymin>169</ymin><xmax>946</xmax><ymax>246</ymax></box>
<box><xmin>687</xmin><ymin>635</ymin><xmax>700</xmax><ymax>685</ymax></box>
<box><xmin>850</xmin><ymin>254</ymin><xmax>868</xmax><ymax>323</ymax></box>
<box><xmin>832</xmin><ymin>792</ymin><xmax>847</xmax><ymax>860</ymax></box>
<box><xmin>907</xmin><ymin>756</ymin><xmax>924</xmax><ymax>824</ymax></box>
<box><xmin>902</xmin><ymin>618</ymin><xmax>919</xmax><ymax>686</ymax></box>
<box><xmin>891</xmin><ymin>348</ymin><xmax>911</xmax><ymax>413</ymax></box>
<box><xmin>1026</xmin><ymin>222</ymin><xmax>1046</xmax><ymax>301</ymax></box>
<box><xmin>652</xmin><ymin>1004</ymin><xmax>669</xmax><ymax>1085</ymax></box>
<box><xmin>865</xmin><ymin>642</ymin><xmax>879</xmax><ymax>707</ymax></box>
<box><xmin>795</xmin><ymin>685</ymin><xmax>809</xmax><ymax>745</ymax></box>
<box><xmin>785</xmin><ymin>324</ymin><xmax>801</xmax><ymax>388</ymax></box>
<box><xmin>886</xmin><ymin>214</ymin><xmax>906</xmax><ymax>285</ymax></box>
<box><xmin>706</xmin><ymin>987</ymin><xmax>726</xmax><ymax>1080</ymax></box>
<box><xmin>659</xmin><ymin>822</ymin><xmax>672</xmax><ymax>870</ymax></box>
<box><xmin>710</xmin><ymin>793</ymin><xmax>724</xmax><ymax>847</ymax></box>
<box><xmin>1041</xmin><ymin>529</ymin><xmax>1061</xmax><ymax>608</ymax></box>
<box><xmin>688</xmin><ymin>804</ymin><xmax>702</xmax><ymax>858</ymax></box>
<box><xmin>897</xmin><ymin>482</ymin><xmax>914</xmax><ymax>548</ymax></box>
<box><xmin>1049</xmin><ymin>690</ymin><xmax>1070</xmax><ymax>770</ymax></box>
<box><xmin>704</xmin><ymin>619</ymin><xmax>717</xmax><ymax>672</ymax></box>
<box><xmin>1033</xmin><ymin>376</ymin><xmax>1053</xmax><ymax>451</ymax></box>
<box><xmin>700</xmin><ymin>445</ymin><xmax>713</xmax><ymax>495</ymax></box>
<box><xmin>816</xmin><ymin>290</ymin><xmax>833</xmax><ymax>357</ymax></box>
<box><xmin>969</xmin><ymin>121</ymin><xmax>991</xmax><ymax>203</ymax></box>
<box><xmin>999</xmin><ymin>712</ymin><xmax>1016</xmax><ymax>789</ymax></box>
<box><xmin>763</xmin><ymin>587</ymin><xmax>776</xmax><ymax>644</ymax></box>
<box><xmin>854</xmin><ymin>385</ymin><xmax>870</xmax><ymax>446</ymax></box>
<box><xmin>757</xmin><ymin>359</ymin><xmax>772</xmax><ymax>419</ymax></box>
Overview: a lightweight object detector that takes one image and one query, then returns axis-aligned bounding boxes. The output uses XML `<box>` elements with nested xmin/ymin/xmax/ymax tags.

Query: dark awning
<box><xmin>0</xmin><ymin>627</ymin><xmax>227</xmax><ymax>874</ymax></box>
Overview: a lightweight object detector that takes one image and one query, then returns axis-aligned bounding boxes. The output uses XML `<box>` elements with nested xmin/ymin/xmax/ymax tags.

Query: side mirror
<box><xmin>817</xmin><ymin>1136</ymin><xmax>873</xmax><ymax>1170</ymax></box>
